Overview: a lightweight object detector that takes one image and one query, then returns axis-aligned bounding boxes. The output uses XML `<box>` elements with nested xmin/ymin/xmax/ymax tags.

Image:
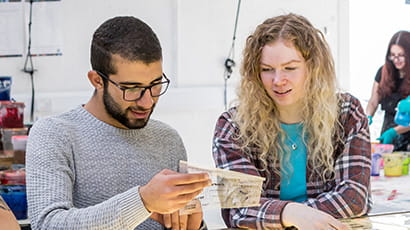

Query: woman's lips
<box><xmin>274</xmin><ymin>89</ymin><xmax>292</xmax><ymax>96</ymax></box>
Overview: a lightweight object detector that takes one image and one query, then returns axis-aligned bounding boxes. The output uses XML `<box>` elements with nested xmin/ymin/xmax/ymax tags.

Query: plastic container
<box><xmin>0</xmin><ymin>185</ymin><xmax>27</xmax><ymax>220</ymax></box>
<box><xmin>0</xmin><ymin>127</ymin><xmax>28</xmax><ymax>152</ymax></box>
<box><xmin>11</xmin><ymin>135</ymin><xmax>27</xmax><ymax>164</ymax></box>
<box><xmin>0</xmin><ymin>76</ymin><xmax>12</xmax><ymax>101</ymax></box>
<box><xmin>383</xmin><ymin>153</ymin><xmax>405</xmax><ymax>177</ymax></box>
<box><xmin>398</xmin><ymin>152</ymin><xmax>410</xmax><ymax>175</ymax></box>
<box><xmin>371</xmin><ymin>143</ymin><xmax>394</xmax><ymax>154</ymax></box>
<box><xmin>0</xmin><ymin>101</ymin><xmax>25</xmax><ymax>128</ymax></box>
<box><xmin>371</xmin><ymin>153</ymin><xmax>382</xmax><ymax>176</ymax></box>
<box><xmin>11</xmin><ymin>135</ymin><xmax>27</xmax><ymax>151</ymax></box>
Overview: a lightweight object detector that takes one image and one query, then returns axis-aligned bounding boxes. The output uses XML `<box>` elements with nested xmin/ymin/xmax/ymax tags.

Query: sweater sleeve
<box><xmin>26</xmin><ymin>118</ymin><xmax>151</xmax><ymax>230</ymax></box>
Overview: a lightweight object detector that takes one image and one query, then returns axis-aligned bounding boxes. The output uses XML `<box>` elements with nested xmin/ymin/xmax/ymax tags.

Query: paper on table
<box><xmin>340</xmin><ymin>212</ymin><xmax>410</xmax><ymax>230</ymax></box>
<box><xmin>179</xmin><ymin>160</ymin><xmax>265</xmax><ymax>214</ymax></box>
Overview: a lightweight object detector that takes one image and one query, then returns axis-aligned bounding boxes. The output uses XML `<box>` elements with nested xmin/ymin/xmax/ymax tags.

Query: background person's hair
<box><xmin>234</xmin><ymin>13</ymin><xmax>342</xmax><ymax>182</ymax></box>
<box><xmin>379</xmin><ymin>30</ymin><xmax>410</xmax><ymax>99</ymax></box>
<box><xmin>90</xmin><ymin>16</ymin><xmax>162</xmax><ymax>84</ymax></box>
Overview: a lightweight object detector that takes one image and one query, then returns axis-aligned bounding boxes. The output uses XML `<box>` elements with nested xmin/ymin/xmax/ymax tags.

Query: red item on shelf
<box><xmin>0</xmin><ymin>169</ymin><xmax>26</xmax><ymax>185</ymax></box>
<box><xmin>0</xmin><ymin>101</ymin><xmax>25</xmax><ymax>128</ymax></box>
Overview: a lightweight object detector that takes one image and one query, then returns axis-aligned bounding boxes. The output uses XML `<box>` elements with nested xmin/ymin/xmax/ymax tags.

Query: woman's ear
<box><xmin>88</xmin><ymin>70</ymin><xmax>104</xmax><ymax>89</ymax></box>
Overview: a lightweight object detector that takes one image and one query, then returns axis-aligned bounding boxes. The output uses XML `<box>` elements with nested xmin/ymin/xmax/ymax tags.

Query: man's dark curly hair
<box><xmin>90</xmin><ymin>16</ymin><xmax>162</xmax><ymax>79</ymax></box>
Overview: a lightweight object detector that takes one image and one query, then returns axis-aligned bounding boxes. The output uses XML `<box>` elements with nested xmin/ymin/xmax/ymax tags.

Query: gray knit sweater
<box><xmin>26</xmin><ymin>105</ymin><xmax>187</xmax><ymax>229</ymax></box>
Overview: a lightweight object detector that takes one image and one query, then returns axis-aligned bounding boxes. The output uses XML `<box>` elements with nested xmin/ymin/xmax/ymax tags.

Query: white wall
<box><xmin>1</xmin><ymin>0</ymin><xmax>343</xmax><ymax>164</ymax></box>
<box><xmin>349</xmin><ymin>0</ymin><xmax>410</xmax><ymax>141</ymax></box>
<box><xmin>0</xmin><ymin>0</ymin><xmax>353</xmax><ymax>228</ymax></box>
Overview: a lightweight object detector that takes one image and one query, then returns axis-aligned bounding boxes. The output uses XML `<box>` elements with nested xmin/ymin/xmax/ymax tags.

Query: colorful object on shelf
<box><xmin>0</xmin><ymin>169</ymin><xmax>26</xmax><ymax>185</ymax></box>
<box><xmin>0</xmin><ymin>168</ymin><xmax>27</xmax><ymax>220</ymax></box>
<box><xmin>0</xmin><ymin>185</ymin><xmax>27</xmax><ymax>220</ymax></box>
<box><xmin>11</xmin><ymin>135</ymin><xmax>28</xmax><ymax>164</ymax></box>
<box><xmin>11</xmin><ymin>135</ymin><xmax>28</xmax><ymax>151</ymax></box>
<box><xmin>0</xmin><ymin>76</ymin><xmax>12</xmax><ymax>101</ymax></box>
<box><xmin>0</xmin><ymin>101</ymin><xmax>25</xmax><ymax>128</ymax></box>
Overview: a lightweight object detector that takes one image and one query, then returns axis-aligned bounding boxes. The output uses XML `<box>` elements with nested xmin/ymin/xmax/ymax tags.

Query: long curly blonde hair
<box><xmin>234</xmin><ymin>13</ymin><xmax>342</xmax><ymax>182</ymax></box>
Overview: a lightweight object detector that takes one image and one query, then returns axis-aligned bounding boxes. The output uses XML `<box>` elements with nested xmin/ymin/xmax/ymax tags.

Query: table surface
<box><xmin>18</xmin><ymin>172</ymin><xmax>410</xmax><ymax>229</ymax></box>
<box><xmin>211</xmin><ymin>212</ymin><xmax>410</xmax><ymax>230</ymax></box>
<box><xmin>210</xmin><ymin>172</ymin><xmax>410</xmax><ymax>229</ymax></box>
<box><xmin>370</xmin><ymin>173</ymin><xmax>410</xmax><ymax>215</ymax></box>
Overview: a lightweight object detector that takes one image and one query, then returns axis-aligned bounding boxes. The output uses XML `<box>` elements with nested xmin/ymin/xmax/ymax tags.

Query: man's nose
<box><xmin>136</xmin><ymin>89</ymin><xmax>154</xmax><ymax>108</ymax></box>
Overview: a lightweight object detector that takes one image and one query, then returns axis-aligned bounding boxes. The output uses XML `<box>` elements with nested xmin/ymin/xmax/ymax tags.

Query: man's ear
<box><xmin>88</xmin><ymin>70</ymin><xmax>104</xmax><ymax>89</ymax></box>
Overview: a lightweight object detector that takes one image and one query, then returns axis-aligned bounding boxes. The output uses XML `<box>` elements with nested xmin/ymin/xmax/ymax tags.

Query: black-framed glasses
<box><xmin>95</xmin><ymin>70</ymin><xmax>170</xmax><ymax>101</ymax></box>
<box><xmin>388</xmin><ymin>54</ymin><xmax>405</xmax><ymax>62</ymax></box>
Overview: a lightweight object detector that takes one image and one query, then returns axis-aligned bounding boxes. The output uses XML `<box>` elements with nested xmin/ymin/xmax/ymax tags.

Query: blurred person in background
<box><xmin>366</xmin><ymin>31</ymin><xmax>410</xmax><ymax>150</ymax></box>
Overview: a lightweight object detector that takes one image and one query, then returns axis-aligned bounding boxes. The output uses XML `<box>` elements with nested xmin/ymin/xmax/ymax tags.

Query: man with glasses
<box><xmin>26</xmin><ymin>16</ymin><xmax>210</xmax><ymax>230</ymax></box>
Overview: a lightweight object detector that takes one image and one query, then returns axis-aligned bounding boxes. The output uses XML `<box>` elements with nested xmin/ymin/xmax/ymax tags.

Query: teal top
<box><xmin>279</xmin><ymin>123</ymin><xmax>307</xmax><ymax>202</ymax></box>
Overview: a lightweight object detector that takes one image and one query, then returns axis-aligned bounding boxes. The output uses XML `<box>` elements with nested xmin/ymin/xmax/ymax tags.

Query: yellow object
<box><xmin>383</xmin><ymin>153</ymin><xmax>404</xmax><ymax>177</ymax></box>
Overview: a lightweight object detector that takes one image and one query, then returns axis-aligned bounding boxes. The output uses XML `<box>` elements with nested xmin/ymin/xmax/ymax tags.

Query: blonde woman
<box><xmin>212</xmin><ymin>13</ymin><xmax>371</xmax><ymax>230</ymax></box>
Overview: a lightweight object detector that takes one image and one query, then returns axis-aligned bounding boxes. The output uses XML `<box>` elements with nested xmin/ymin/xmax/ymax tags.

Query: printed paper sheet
<box><xmin>179</xmin><ymin>161</ymin><xmax>265</xmax><ymax>214</ymax></box>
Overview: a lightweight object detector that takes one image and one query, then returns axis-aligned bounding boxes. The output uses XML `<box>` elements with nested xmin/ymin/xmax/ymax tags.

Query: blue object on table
<box><xmin>395</xmin><ymin>96</ymin><xmax>410</xmax><ymax>127</ymax></box>
<box><xmin>371</xmin><ymin>153</ymin><xmax>382</xmax><ymax>176</ymax></box>
<box><xmin>0</xmin><ymin>76</ymin><xmax>12</xmax><ymax>101</ymax></box>
<box><xmin>0</xmin><ymin>185</ymin><xmax>27</xmax><ymax>220</ymax></box>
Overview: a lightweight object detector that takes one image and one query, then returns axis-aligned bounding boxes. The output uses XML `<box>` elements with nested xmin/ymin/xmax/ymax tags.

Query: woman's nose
<box><xmin>272</xmin><ymin>71</ymin><xmax>286</xmax><ymax>85</ymax></box>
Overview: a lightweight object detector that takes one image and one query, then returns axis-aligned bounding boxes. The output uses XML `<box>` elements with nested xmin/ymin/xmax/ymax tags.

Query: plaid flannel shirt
<box><xmin>212</xmin><ymin>93</ymin><xmax>372</xmax><ymax>230</ymax></box>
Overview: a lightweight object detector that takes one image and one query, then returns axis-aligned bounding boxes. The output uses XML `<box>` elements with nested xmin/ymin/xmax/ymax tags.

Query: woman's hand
<box><xmin>281</xmin><ymin>202</ymin><xmax>348</xmax><ymax>230</ymax></box>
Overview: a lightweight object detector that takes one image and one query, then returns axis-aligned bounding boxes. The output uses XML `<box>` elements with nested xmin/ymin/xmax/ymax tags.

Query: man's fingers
<box><xmin>175</xmin><ymin>181</ymin><xmax>209</xmax><ymax>195</ymax></box>
<box><xmin>171</xmin><ymin>211</ymin><xmax>180</xmax><ymax>230</ymax></box>
<box><xmin>175</xmin><ymin>189</ymin><xmax>204</xmax><ymax>205</ymax></box>
<box><xmin>187</xmin><ymin>212</ymin><xmax>203</xmax><ymax>230</ymax></box>
<box><xmin>163</xmin><ymin>214</ymin><xmax>171</xmax><ymax>228</ymax></box>
<box><xmin>179</xmin><ymin>214</ymin><xmax>188</xmax><ymax>230</ymax></box>
<box><xmin>167</xmin><ymin>172</ymin><xmax>210</xmax><ymax>185</ymax></box>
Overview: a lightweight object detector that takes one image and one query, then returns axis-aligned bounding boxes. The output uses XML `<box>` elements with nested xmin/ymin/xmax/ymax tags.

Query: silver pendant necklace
<box><xmin>285</xmin><ymin>136</ymin><xmax>298</xmax><ymax>150</ymax></box>
<box><xmin>291</xmin><ymin>143</ymin><xmax>297</xmax><ymax>150</ymax></box>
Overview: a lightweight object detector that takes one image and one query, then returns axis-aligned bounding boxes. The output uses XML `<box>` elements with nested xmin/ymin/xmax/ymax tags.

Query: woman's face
<box><xmin>389</xmin><ymin>44</ymin><xmax>406</xmax><ymax>70</ymax></box>
<box><xmin>260</xmin><ymin>40</ymin><xmax>307</xmax><ymax>112</ymax></box>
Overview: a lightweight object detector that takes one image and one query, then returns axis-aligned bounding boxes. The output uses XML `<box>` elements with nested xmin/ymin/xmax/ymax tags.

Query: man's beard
<box><xmin>103</xmin><ymin>89</ymin><xmax>155</xmax><ymax>129</ymax></box>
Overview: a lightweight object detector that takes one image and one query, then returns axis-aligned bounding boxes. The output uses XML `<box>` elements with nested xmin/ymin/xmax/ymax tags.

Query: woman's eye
<box><xmin>261</xmin><ymin>68</ymin><xmax>273</xmax><ymax>72</ymax></box>
<box><xmin>285</xmin><ymin>67</ymin><xmax>297</xmax><ymax>71</ymax></box>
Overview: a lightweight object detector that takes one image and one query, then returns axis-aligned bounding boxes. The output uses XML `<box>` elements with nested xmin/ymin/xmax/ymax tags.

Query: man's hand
<box><xmin>281</xmin><ymin>203</ymin><xmax>348</xmax><ymax>230</ymax></box>
<box><xmin>151</xmin><ymin>210</ymin><xmax>203</xmax><ymax>230</ymax></box>
<box><xmin>139</xmin><ymin>169</ymin><xmax>210</xmax><ymax>214</ymax></box>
